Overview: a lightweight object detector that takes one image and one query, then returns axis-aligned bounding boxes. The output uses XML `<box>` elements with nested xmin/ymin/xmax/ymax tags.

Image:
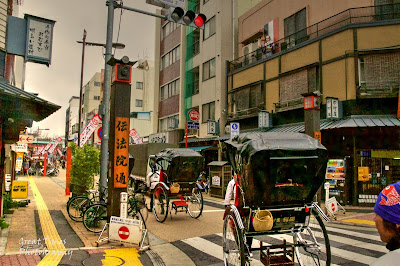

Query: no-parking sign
<box><xmin>109</xmin><ymin>216</ymin><xmax>143</xmax><ymax>244</ymax></box>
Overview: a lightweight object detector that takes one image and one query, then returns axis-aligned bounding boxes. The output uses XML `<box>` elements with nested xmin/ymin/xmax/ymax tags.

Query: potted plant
<box><xmin>68</xmin><ymin>143</ymin><xmax>100</xmax><ymax>196</ymax></box>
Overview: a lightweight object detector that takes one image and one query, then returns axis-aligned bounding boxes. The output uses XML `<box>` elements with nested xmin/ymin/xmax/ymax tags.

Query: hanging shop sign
<box><xmin>358</xmin><ymin>167</ymin><xmax>370</xmax><ymax>181</ymax></box>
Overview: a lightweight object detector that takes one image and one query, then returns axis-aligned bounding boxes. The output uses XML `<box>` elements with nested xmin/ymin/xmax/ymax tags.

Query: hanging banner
<box><xmin>33</xmin><ymin>146</ymin><xmax>45</xmax><ymax>156</ymax></box>
<box><xmin>41</xmin><ymin>142</ymin><xmax>53</xmax><ymax>155</ymax></box>
<box><xmin>48</xmin><ymin>137</ymin><xmax>62</xmax><ymax>154</ymax></box>
<box><xmin>15</xmin><ymin>152</ymin><xmax>24</xmax><ymax>172</ymax></box>
<box><xmin>75</xmin><ymin>114</ymin><xmax>102</xmax><ymax>148</ymax></box>
<box><xmin>129</xmin><ymin>128</ymin><xmax>143</xmax><ymax>144</ymax></box>
<box><xmin>114</xmin><ymin>117</ymin><xmax>129</xmax><ymax>188</ymax></box>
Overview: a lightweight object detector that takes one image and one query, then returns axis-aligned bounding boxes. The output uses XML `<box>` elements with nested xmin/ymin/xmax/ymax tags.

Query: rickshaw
<box><xmin>146</xmin><ymin>148</ymin><xmax>205</xmax><ymax>223</ymax></box>
<box><xmin>222</xmin><ymin>132</ymin><xmax>331</xmax><ymax>266</ymax></box>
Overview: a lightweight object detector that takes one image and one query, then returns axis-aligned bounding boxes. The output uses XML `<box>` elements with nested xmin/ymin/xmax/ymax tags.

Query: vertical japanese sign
<box><xmin>48</xmin><ymin>137</ymin><xmax>62</xmax><ymax>154</ymax></box>
<box><xmin>25</xmin><ymin>15</ymin><xmax>55</xmax><ymax>66</ymax></box>
<box><xmin>75</xmin><ymin>114</ymin><xmax>101</xmax><ymax>148</ymax></box>
<box><xmin>114</xmin><ymin>118</ymin><xmax>129</xmax><ymax>188</ymax></box>
<box><xmin>129</xmin><ymin>128</ymin><xmax>143</xmax><ymax>144</ymax></box>
<box><xmin>42</xmin><ymin>142</ymin><xmax>53</xmax><ymax>155</ymax></box>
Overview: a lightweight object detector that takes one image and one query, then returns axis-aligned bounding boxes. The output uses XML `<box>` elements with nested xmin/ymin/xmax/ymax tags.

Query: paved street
<box><xmin>0</xmin><ymin>169</ymin><xmax>385</xmax><ymax>265</ymax></box>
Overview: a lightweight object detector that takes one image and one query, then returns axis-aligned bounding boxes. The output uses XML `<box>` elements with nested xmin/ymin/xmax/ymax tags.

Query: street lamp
<box><xmin>77</xmin><ymin>29</ymin><xmax>125</xmax><ymax>147</ymax></box>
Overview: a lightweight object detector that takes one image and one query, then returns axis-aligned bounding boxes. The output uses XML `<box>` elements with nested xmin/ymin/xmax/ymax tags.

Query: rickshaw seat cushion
<box><xmin>172</xmin><ymin>200</ymin><xmax>187</xmax><ymax>207</ymax></box>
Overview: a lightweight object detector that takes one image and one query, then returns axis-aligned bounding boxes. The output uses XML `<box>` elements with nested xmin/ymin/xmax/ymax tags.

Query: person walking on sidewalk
<box><xmin>371</xmin><ymin>182</ymin><xmax>400</xmax><ymax>265</ymax></box>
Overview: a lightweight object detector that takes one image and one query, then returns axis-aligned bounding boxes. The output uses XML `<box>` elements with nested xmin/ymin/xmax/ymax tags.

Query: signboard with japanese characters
<box><xmin>25</xmin><ymin>14</ymin><xmax>55</xmax><ymax>66</ymax></box>
<box><xmin>48</xmin><ymin>137</ymin><xmax>62</xmax><ymax>154</ymax></box>
<box><xmin>326</xmin><ymin>97</ymin><xmax>342</xmax><ymax>120</ymax></box>
<box><xmin>109</xmin><ymin>216</ymin><xmax>143</xmax><ymax>244</ymax></box>
<box><xmin>129</xmin><ymin>128</ymin><xmax>143</xmax><ymax>144</ymax></box>
<box><xmin>114</xmin><ymin>118</ymin><xmax>129</xmax><ymax>188</ymax></box>
<box><xmin>258</xmin><ymin>111</ymin><xmax>272</xmax><ymax>128</ymax></box>
<box><xmin>75</xmin><ymin>114</ymin><xmax>101</xmax><ymax>148</ymax></box>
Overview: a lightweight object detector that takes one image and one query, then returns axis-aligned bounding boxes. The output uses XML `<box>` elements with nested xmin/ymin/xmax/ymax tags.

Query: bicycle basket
<box><xmin>170</xmin><ymin>183</ymin><xmax>180</xmax><ymax>194</ymax></box>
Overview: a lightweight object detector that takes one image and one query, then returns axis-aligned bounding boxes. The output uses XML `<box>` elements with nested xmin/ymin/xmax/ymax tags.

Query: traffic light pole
<box><xmin>115</xmin><ymin>3</ymin><xmax>167</xmax><ymax>20</ymax></box>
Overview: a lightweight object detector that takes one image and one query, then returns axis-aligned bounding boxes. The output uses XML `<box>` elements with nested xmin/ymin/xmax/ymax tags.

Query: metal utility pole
<box><xmin>78</xmin><ymin>29</ymin><xmax>87</xmax><ymax>148</ymax></box>
<box><xmin>99</xmin><ymin>0</ymin><xmax>115</xmax><ymax>195</ymax></box>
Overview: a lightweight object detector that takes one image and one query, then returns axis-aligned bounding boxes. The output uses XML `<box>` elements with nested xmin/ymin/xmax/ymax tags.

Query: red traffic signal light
<box><xmin>167</xmin><ymin>7</ymin><xmax>207</xmax><ymax>29</ymax></box>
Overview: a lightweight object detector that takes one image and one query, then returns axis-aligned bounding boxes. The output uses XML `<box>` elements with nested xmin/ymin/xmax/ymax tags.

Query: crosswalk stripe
<box><xmin>326</xmin><ymin>225</ymin><xmax>381</xmax><ymax>241</ymax></box>
<box><xmin>182</xmin><ymin>237</ymin><xmax>223</xmax><ymax>260</ymax></box>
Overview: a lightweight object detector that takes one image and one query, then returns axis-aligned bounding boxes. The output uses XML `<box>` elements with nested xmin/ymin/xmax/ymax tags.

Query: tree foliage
<box><xmin>69</xmin><ymin>143</ymin><xmax>100</xmax><ymax>194</ymax></box>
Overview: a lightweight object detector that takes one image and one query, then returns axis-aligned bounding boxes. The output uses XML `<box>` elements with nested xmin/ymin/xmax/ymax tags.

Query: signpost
<box><xmin>18</xmin><ymin>135</ymin><xmax>33</xmax><ymax>143</ymax></box>
<box><xmin>109</xmin><ymin>216</ymin><xmax>143</xmax><ymax>245</ymax></box>
<box><xmin>185</xmin><ymin>108</ymin><xmax>199</xmax><ymax>148</ymax></box>
<box><xmin>230</xmin><ymin>122</ymin><xmax>240</xmax><ymax>139</ymax></box>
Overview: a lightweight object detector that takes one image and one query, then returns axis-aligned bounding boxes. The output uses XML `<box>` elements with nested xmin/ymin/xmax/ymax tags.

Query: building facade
<box><xmin>227</xmin><ymin>0</ymin><xmax>400</xmax><ymax>205</ymax></box>
<box><xmin>81</xmin><ymin>72</ymin><xmax>101</xmax><ymax>129</ymax></box>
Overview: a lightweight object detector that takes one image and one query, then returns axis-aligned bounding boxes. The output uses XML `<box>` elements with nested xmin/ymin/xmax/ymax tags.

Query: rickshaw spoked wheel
<box><xmin>152</xmin><ymin>184</ymin><xmax>169</xmax><ymax>223</ymax></box>
<box><xmin>293</xmin><ymin>209</ymin><xmax>331</xmax><ymax>266</ymax></box>
<box><xmin>223</xmin><ymin>209</ymin><xmax>246</xmax><ymax>266</ymax></box>
<box><xmin>187</xmin><ymin>187</ymin><xmax>203</xmax><ymax>219</ymax></box>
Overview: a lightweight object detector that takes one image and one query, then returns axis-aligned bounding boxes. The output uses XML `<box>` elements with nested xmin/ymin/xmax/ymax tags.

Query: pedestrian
<box><xmin>371</xmin><ymin>182</ymin><xmax>400</xmax><ymax>265</ymax></box>
<box><xmin>22</xmin><ymin>160</ymin><xmax>29</xmax><ymax>176</ymax></box>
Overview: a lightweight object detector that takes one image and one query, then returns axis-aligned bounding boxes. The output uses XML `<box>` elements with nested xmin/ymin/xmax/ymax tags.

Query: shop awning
<box><xmin>0</xmin><ymin>81</ymin><xmax>60</xmax><ymax>121</ymax></box>
<box><xmin>188</xmin><ymin>145</ymin><xmax>214</xmax><ymax>152</ymax></box>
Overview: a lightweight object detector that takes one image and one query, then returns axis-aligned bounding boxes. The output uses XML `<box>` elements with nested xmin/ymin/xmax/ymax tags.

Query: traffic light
<box><xmin>167</xmin><ymin>7</ymin><xmax>207</xmax><ymax>29</ymax></box>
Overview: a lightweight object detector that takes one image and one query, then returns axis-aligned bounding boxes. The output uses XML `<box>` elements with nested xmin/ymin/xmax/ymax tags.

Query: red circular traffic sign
<box><xmin>97</xmin><ymin>127</ymin><xmax>102</xmax><ymax>139</ymax></box>
<box><xmin>118</xmin><ymin>226</ymin><xmax>130</xmax><ymax>240</ymax></box>
<box><xmin>189</xmin><ymin>110</ymin><xmax>199</xmax><ymax>122</ymax></box>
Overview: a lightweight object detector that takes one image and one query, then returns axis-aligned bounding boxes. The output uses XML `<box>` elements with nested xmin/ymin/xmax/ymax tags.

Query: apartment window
<box><xmin>160</xmin><ymin>79</ymin><xmax>180</xmax><ymax>101</ymax></box>
<box><xmin>161</xmin><ymin>46</ymin><xmax>180</xmax><ymax>70</ymax></box>
<box><xmin>136</xmin><ymin>82</ymin><xmax>143</xmax><ymax>90</ymax></box>
<box><xmin>135</xmin><ymin>99</ymin><xmax>143</xmax><ymax>107</ymax></box>
<box><xmin>188</xmin><ymin>29</ymin><xmax>200</xmax><ymax>58</ymax></box>
<box><xmin>188</xmin><ymin>66</ymin><xmax>200</xmax><ymax>95</ymax></box>
<box><xmin>193</xmin><ymin>0</ymin><xmax>200</xmax><ymax>13</ymax></box>
<box><xmin>204</xmin><ymin>16</ymin><xmax>216</xmax><ymax>40</ymax></box>
<box><xmin>159</xmin><ymin>114</ymin><xmax>179</xmax><ymax>132</ymax></box>
<box><xmin>374</xmin><ymin>0</ymin><xmax>400</xmax><ymax>20</ymax></box>
<box><xmin>94</xmin><ymin>81</ymin><xmax>101</xmax><ymax>87</ymax></box>
<box><xmin>203</xmin><ymin>58</ymin><xmax>216</xmax><ymax>81</ymax></box>
<box><xmin>228</xmin><ymin>84</ymin><xmax>263</xmax><ymax>115</ymax></box>
<box><xmin>202</xmin><ymin>101</ymin><xmax>215</xmax><ymax>123</ymax></box>
<box><xmin>94</xmin><ymin>96</ymin><xmax>100</xmax><ymax>100</ymax></box>
<box><xmin>284</xmin><ymin>8</ymin><xmax>307</xmax><ymax>46</ymax></box>
<box><xmin>161</xmin><ymin>22</ymin><xmax>178</xmax><ymax>40</ymax></box>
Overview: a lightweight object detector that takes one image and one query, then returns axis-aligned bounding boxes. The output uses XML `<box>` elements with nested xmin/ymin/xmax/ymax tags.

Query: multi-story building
<box><xmin>66</xmin><ymin>96</ymin><xmax>79</xmax><ymax>143</ymax></box>
<box><xmin>81</xmin><ymin>72</ymin><xmax>101</xmax><ymax>129</ymax></box>
<box><xmin>227</xmin><ymin>0</ymin><xmax>400</xmax><ymax>205</ymax></box>
<box><xmin>153</xmin><ymin>0</ymin><xmax>260</xmax><ymax>149</ymax></box>
<box><xmin>129</xmin><ymin>59</ymin><xmax>157</xmax><ymax>142</ymax></box>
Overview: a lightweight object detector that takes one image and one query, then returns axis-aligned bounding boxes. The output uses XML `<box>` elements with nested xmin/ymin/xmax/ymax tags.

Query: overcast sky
<box><xmin>18</xmin><ymin>0</ymin><xmax>158</xmax><ymax>138</ymax></box>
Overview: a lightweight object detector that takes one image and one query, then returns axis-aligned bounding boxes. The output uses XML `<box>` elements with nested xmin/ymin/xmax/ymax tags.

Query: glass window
<box><xmin>160</xmin><ymin>46</ymin><xmax>180</xmax><ymax>70</ymax></box>
<box><xmin>204</xmin><ymin>16</ymin><xmax>216</xmax><ymax>40</ymax></box>
<box><xmin>202</xmin><ymin>101</ymin><xmax>215</xmax><ymax>123</ymax></box>
<box><xmin>284</xmin><ymin>8</ymin><xmax>307</xmax><ymax>46</ymax></box>
<box><xmin>94</xmin><ymin>81</ymin><xmax>101</xmax><ymax>87</ymax></box>
<box><xmin>203</xmin><ymin>58</ymin><xmax>216</xmax><ymax>81</ymax></box>
<box><xmin>136</xmin><ymin>82</ymin><xmax>143</xmax><ymax>90</ymax></box>
<box><xmin>135</xmin><ymin>99</ymin><xmax>143</xmax><ymax>107</ymax></box>
<box><xmin>159</xmin><ymin>79</ymin><xmax>180</xmax><ymax>101</ymax></box>
<box><xmin>94</xmin><ymin>96</ymin><xmax>100</xmax><ymax>100</ymax></box>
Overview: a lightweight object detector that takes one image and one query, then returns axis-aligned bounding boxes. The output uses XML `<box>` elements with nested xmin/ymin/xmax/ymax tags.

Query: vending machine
<box><xmin>325</xmin><ymin>159</ymin><xmax>346</xmax><ymax>204</ymax></box>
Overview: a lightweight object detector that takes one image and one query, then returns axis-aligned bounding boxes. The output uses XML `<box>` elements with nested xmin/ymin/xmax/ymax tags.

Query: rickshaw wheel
<box><xmin>223</xmin><ymin>210</ymin><xmax>246</xmax><ymax>266</ymax></box>
<box><xmin>187</xmin><ymin>187</ymin><xmax>203</xmax><ymax>219</ymax></box>
<box><xmin>293</xmin><ymin>210</ymin><xmax>331</xmax><ymax>266</ymax></box>
<box><xmin>152</xmin><ymin>184</ymin><xmax>169</xmax><ymax>223</ymax></box>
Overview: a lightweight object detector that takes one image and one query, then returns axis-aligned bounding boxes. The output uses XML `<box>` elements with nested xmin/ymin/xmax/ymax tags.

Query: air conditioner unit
<box><xmin>168</xmin><ymin>117</ymin><xmax>178</xmax><ymax>129</ymax></box>
<box><xmin>242</xmin><ymin>42</ymin><xmax>259</xmax><ymax>56</ymax></box>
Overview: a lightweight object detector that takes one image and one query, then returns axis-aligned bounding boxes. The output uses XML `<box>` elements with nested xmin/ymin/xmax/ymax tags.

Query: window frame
<box><xmin>135</xmin><ymin>99</ymin><xmax>143</xmax><ymax>107</ymax></box>
<box><xmin>203</xmin><ymin>58</ymin><xmax>216</xmax><ymax>81</ymax></box>
<box><xmin>202</xmin><ymin>101</ymin><xmax>215</xmax><ymax>123</ymax></box>
<box><xmin>203</xmin><ymin>16</ymin><xmax>216</xmax><ymax>40</ymax></box>
<box><xmin>136</xmin><ymin>81</ymin><xmax>144</xmax><ymax>90</ymax></box>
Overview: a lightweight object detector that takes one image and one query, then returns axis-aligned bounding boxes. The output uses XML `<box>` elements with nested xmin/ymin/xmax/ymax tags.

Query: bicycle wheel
<box><xmin>67</xmin><ymin>196</ymin><xmax>91</xmax><ymax>222</ymax></box>
<box><xmin>83</xmin><ymin>203</ymin><xmax>108</xmax><ymax>233</ymax></box>
<box><xmin>128</xmin><ymin>193</ymin><xmax>149</xmax><ymax>222</ymax></box>
<box><xmin>152</xmin><ymin>184</ymin><xmax>169</xmax><ymax>223</ymax></box>
<box><xmin>223</xmin><ymin>209</ymin><xmax>246</xmax><ymax>266</ymax></box>
<box><xmin>187</xmin><ymin>188</ymin><xmax>203</xmax><ymax>219</ymax></box>
<box><xmin>294</xmin><ymin>210</ymin><xmax>331</xmax><ymax>266</ymax></box>
<box><xmin>128</xmin><ymin>206</ymin><xmax>147</xmax><ymax>230</ymax></box>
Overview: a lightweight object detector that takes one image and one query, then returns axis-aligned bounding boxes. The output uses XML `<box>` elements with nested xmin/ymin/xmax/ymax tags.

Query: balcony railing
<box><xmin>274</xmin><ymin>97</ymin><xmax>304</xmax><ymax>112</ymax></box>
<box><xmin>229</xmin><ymin>3</ymin><xmax>400</xmax><ymax>73</ymax></box>
<box><xmin>228</xmin><ymin>106</ymin><xmax>261</xmax><ymax>120</ymax></box>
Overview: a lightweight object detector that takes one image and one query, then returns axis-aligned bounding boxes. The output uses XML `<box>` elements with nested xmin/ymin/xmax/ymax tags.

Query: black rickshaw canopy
<box><xmin>224</xmin><ymin>132</ymin><xmax>328</xmax><ymax>208</ymax></box>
